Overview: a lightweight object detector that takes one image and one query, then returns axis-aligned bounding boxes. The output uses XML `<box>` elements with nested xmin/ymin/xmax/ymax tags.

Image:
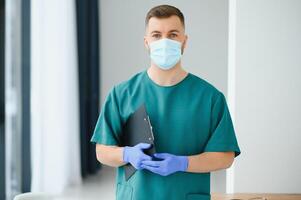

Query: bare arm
<box><xmin>187</xmin><ymin>152</ymin><xmax>235</xmax><ymax>173</ymax></box>
<box><xmin>95</xmin><ymin>144</ymin><xmax>126</xmax><ymax>167</ymax></box>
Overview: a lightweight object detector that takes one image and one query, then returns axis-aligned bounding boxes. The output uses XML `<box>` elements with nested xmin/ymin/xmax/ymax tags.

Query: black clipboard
<box><xmin>120</xmin><ymin>103</ymin><xmax>157</xmax><ymax>181</ymax></box>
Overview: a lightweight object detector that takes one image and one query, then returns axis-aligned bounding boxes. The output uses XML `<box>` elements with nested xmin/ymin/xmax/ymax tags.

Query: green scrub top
<box><xmin>90</xmin><ymin>69</ymin><xmax>241</xmax><ymax>200</ymax></box>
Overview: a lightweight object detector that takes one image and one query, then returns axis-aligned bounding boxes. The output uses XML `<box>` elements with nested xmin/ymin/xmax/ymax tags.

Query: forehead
<box><xmin>146</xmin><ymin>15</ymin><xmax>184</xmax><ymax>33</ymax></box>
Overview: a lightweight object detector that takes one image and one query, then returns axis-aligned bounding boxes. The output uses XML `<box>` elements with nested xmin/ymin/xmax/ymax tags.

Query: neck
<box><xmin>147</xmin><ymin>61</ymin><xmax>188</xmax><ymax>86</ymax></box>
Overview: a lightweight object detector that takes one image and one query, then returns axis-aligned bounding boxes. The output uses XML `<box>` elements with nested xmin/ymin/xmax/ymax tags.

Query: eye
<box><xmin>169</xmin><ymin>33</ymin><xmax>178</xmax><ymax>39</ymax></box>
<box><xmin>152</xmin><ymin>34</ymin><xmax>161</xmax><ymax>39</ymax></box>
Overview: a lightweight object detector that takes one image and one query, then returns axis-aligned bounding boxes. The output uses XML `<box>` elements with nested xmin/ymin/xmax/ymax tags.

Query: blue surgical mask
<box><xmin>149</xmin><ymin>38</ymin><xmax>182</xmax><ymax>70</ymax></box>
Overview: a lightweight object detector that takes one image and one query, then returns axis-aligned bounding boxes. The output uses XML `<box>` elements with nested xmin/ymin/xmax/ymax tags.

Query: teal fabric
<box><xmin>90</xmin><ymin>69</ymin><xmax>241</xmax><ymax>200</ymax></box>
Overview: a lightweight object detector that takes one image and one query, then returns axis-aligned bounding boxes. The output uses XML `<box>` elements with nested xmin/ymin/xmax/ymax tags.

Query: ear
<box><xmin>144</xmin><ymin>36</ymin><xmax>150</xmax><ymax>51</ymax></box>
<box><xmin>181</xmin><ymin>35</ymin><xmax>188</xmax><ymax>54</ymax></box>
<box><xmin>183</xmin><ymin>34</ymin><xmax>188</xmax><ymax>49</ymax></box>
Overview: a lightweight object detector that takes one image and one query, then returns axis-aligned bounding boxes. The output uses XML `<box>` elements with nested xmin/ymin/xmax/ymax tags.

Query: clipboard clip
<box><xmin>144</xmin><ymin>115</ymin><xmax>155</xmax><ymax>141</ymax></box>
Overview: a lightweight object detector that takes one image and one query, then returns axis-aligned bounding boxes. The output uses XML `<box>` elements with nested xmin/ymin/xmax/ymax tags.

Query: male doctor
<box><xmin>91</xmin><ymin>4</ymin><xmax>241</xmax><ymax>200</ymax></box>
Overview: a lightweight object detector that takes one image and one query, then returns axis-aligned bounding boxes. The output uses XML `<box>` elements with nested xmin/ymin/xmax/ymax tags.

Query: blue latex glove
<box><xmin>123</xmin><ymin>143</ymin><xmax>152</xmax><ymax>170</ymax></box>
<box><xmin>140</xmin><ymin>153</ymin><xmax>188</xmax><ymax>176</ymax></box>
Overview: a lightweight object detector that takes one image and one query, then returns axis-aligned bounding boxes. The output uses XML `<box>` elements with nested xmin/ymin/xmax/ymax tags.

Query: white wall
<box><xmin>99</xmin><ymin>0</ymin><xmax>229</xmax><ymax>99</ymax></box>
<box><xmin>99</xmin><ymin>0</ymin><xmax>230</xmax><ymax>193</ymax></box>
<box><xmin>234</xmin><ymin>0</ymin><xmax>301</xmax><ymax>193</ymax></box>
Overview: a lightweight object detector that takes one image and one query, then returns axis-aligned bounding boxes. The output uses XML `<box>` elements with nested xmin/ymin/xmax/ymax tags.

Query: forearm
<box><xmin>96</xmin><ymin>144</ymin><xmax>126</xmax><ymax>167</ymax></box>
<box><xmin>186</xmin><ymin>152</ymin><xmax>234</xmax><ymax>173</ymax></box>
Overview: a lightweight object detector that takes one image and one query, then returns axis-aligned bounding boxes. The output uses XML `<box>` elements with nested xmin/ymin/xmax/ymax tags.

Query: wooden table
<box><xmin>211</xmin><ymin>193</ymin><xmax>301</xmax><ymax>200</ymax></box>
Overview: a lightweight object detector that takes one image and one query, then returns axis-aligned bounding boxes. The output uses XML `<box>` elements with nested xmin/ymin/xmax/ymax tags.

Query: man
<box><xmin>90</xmin><ymin>4</ymin><xmax>241</xmax><ymax>200</ymax></box>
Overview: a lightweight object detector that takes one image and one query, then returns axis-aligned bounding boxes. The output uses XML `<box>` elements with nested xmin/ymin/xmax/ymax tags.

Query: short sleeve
<box><xmin>204</xmin><ymin>92</ymin><xmax>241</xmax><ymax>158</ymax></box>
<box><xmin>90</xmin><ymin>86</ymin><xmax>123</xmax><ymax>146</ymax></box>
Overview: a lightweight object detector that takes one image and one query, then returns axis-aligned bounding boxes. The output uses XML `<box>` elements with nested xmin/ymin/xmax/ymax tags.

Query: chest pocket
<box><xmin>116</xmin><ymin>183</ymin><xmax>133</xmax><ymax>200</ymax></box>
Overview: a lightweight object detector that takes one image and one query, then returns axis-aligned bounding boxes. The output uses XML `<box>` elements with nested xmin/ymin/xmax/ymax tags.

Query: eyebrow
<box><xmin>150</xmin><ymin>30</ymin><xmax>180</xmax><ymax>34</ymax></box>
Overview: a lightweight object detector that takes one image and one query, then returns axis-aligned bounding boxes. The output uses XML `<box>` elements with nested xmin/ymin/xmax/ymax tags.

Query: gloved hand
<box><xmin>123</xmin><ymin>143</ymin><xmax>153</xmax><ymax>170</ymax></box>
<box><xmin>140</xmin><ymin>153</ymin><xmax>188</xmax><ymax>176</ymax></box>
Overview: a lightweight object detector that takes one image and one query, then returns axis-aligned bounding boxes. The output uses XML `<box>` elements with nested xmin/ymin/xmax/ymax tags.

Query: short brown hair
<box><xmin>145</xmin><ymin>5</ymin><xmax>185</xmax><ymax>28</ymax></box>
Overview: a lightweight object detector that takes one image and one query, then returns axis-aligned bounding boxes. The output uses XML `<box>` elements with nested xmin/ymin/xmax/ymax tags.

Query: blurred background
<box><xmin>0</xmin><ymin>0</ymin><xmax>301</xmax><ymax>199</ymax></box>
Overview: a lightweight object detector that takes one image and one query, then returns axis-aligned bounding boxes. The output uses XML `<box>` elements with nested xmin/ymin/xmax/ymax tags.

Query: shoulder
<box><xmin>188</xmin><ymin>72</ymin><xmax>223</xmax><ymax>98</ymax></box>
<box><xmin>112</xmin><ymin>70</ymin><xmax>145</xmax><ymax>97</ymax></box>
<box><xmin>188</xmin><ymin>73</ymin><xmax>228</xmax><ymax>110</ymax></box>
